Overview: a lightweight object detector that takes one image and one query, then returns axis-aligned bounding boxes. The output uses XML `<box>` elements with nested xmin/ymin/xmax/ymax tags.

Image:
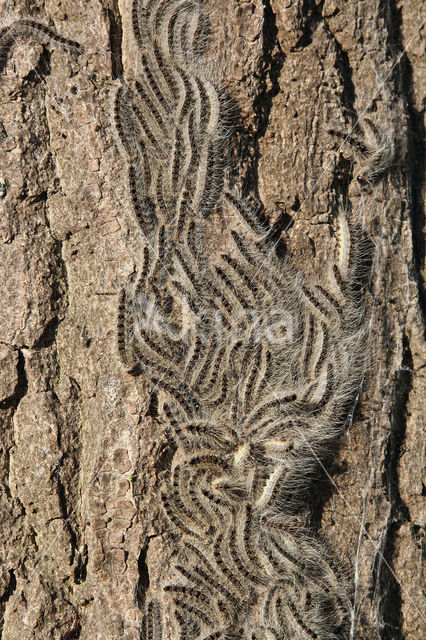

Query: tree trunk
<box><xmin>0</xmin><ymin>1</ymin><xmax>423</xmax><ymax>639</ymax></box>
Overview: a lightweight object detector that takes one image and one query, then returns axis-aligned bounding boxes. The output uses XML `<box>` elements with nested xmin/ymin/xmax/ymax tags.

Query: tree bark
<box><xmin>0</xmin><ymin>1</ymin><xmax>424</xmax><ymax>639</ymax></box>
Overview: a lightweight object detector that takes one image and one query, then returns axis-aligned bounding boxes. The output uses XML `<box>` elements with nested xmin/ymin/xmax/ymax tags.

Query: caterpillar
<box><xmin>113</xmin><ymin>2</ymin><xmax>372</xmax><ymax>638</ymax></box>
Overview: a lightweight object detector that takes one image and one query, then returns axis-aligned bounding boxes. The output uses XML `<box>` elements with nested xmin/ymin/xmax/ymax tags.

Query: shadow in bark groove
<box><xmin>0</xmin><ymin>348</ymin><xmax>28</xmax><ymax>411</ymax></box>
<box><xmin>74</xmin><ymin>544</ymin><xmax>88</xmax><ymax>585</ymax></box>
<box><xmin>385</xmin><ymin>0</ymin><xmax>425</xmax><ymax>313</ymax></box>
<box><xmin>374</xmin><ymin>333</ymin><xmax>412</xmax><ymax>640</ymax></box>
<box><xmin>0</xmin><ymin>569</ymin><xmax>17</xmax><ymax>605</ymax></box>
<box><xmin>107</xmin><ymin>0</ymin><xmax>123</xmax><ymax>79</ymax></box>
<box><xmin>135</xmin><ymin>537</ymin><xmax>152</xmax><ymax>610</ymax></box>
<box><xmin>0</xmin><ymin>570</ymin><xmax>17</xmax><ymax>638</ymax></box>
<box><xmin>240</xmin><ymin>0</ymin><xmax>284</xmax><ymax>197</ymax></box>
<box><xmin>55</xmin><ymin>469</ymin><xmax>78</xmax><ymax>566</ymax></box>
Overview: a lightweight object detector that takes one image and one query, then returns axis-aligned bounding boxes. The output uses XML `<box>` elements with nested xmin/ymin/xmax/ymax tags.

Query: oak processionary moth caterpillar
<box><xmin>1</xmin><ymin>1</ymin><xmax>395</xmax><ymax>638</ymax></box>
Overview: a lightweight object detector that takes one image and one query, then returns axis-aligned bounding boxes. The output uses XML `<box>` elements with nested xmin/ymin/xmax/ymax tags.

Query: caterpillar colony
<box><xmin>0</xmin><ymin>1</ymin><xmax>392</xmax><ymax>638</ymax></box>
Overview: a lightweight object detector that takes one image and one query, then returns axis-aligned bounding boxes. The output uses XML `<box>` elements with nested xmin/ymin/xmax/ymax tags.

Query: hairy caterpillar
<box><xmin>328</xmin><ymin>117</ymin><xmax>395</xmax><ymax>187</ymax></box>
<box><xmin>114</xmin><ymin>2</ymin><xmax>373</xmax><ymax>638</ymax></box>
<box><xmin>0</xmin><ymin>17</ymin><xmax>82</xmax><ymax>71</ymax></box>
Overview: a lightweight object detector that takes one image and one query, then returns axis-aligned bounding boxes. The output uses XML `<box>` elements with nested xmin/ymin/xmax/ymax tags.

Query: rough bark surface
<box><xmin>0</xmin><ymin>1</ymin><xmax>424</xmax><ymax>639</ymax></box>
